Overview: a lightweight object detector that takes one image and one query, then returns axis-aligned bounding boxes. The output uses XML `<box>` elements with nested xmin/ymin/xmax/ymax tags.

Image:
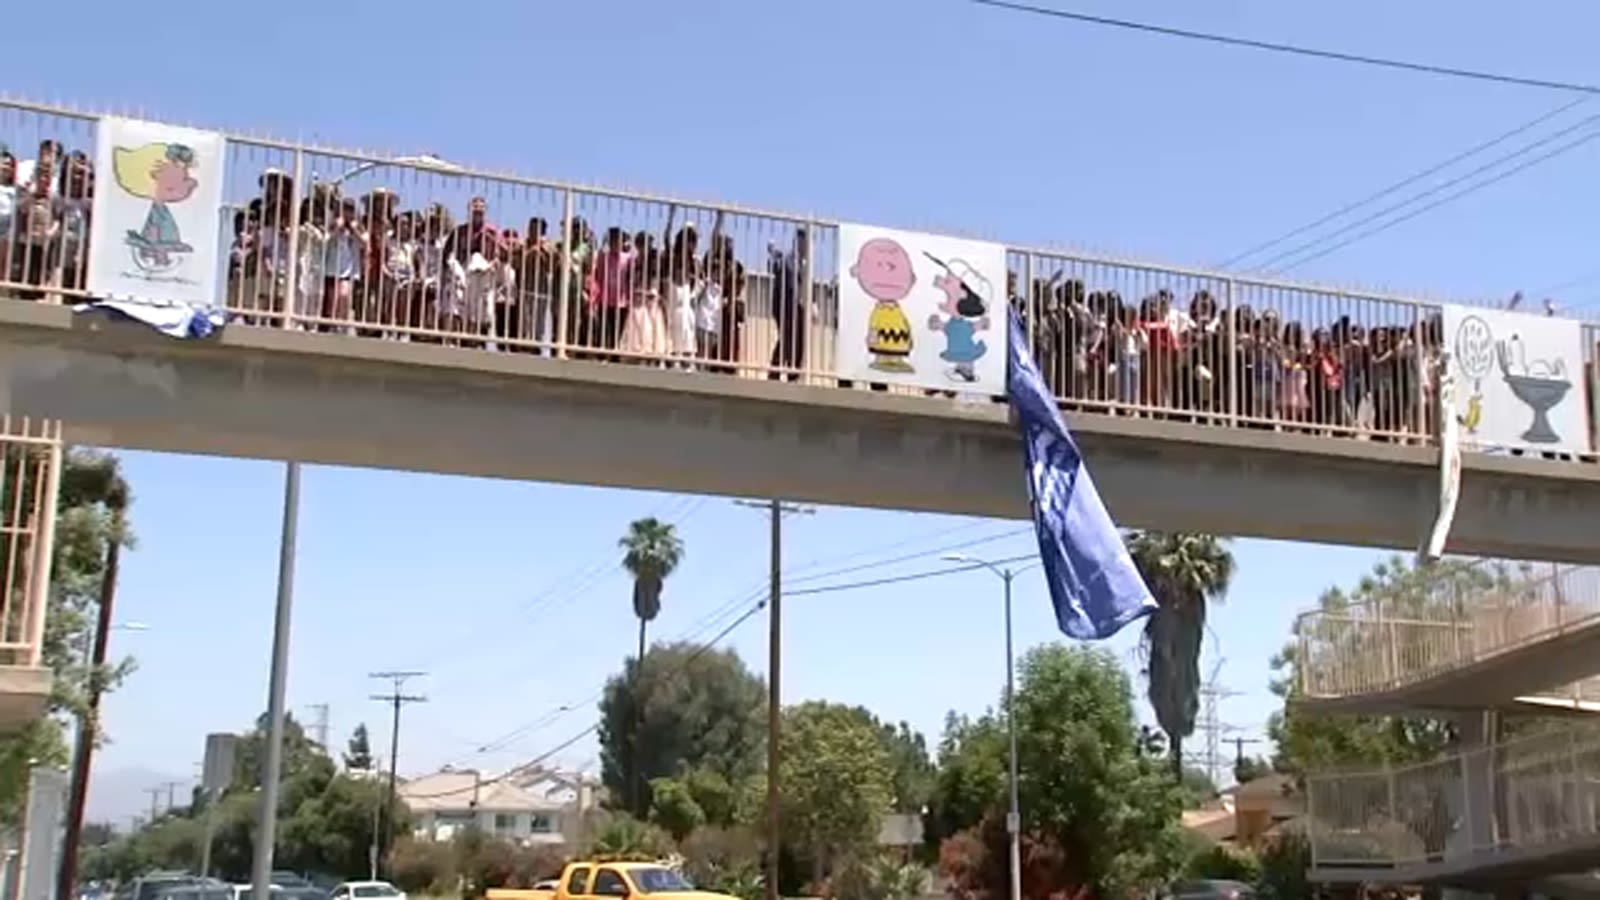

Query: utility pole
<box><xmin>1231</xmin><ymin>736</ymin><xmax>1264</xmax><ymax>769</ymax></box>
<box><xmin>370</xmin><ymin>672</ymin><xmax>427</xmax><ymax>879</ymax></box>
<box><xmin>1196</xmin><ymin>660</ymin><xmax>1243</xmax><ymax>788</ymax></box>
<box><xmin>57</xmin><ymin>494</ymin><xmax>126</xmax><ymax>900</ymax></box>
<box><xmin>145</xmin><ymin>788</ymin><xmax>162</xmax><ymax>823</ymax></box>
<box><xmin>161</xmin><ymin>780</ymin><xmax>184</xmax><ymax>812</ymax></box>
<box><xmin>306</xmin><ymin>704</ymin><xmax>331</xmax><ymax>749</ymax></box>
<box><xmin>734</xmin><ymin>498</ymin><xmax>813</xmax><ymax>900</ymax></box>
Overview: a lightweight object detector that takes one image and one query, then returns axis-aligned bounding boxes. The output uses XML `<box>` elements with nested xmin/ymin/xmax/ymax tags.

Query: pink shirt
<box><xmin>591</xmin><ymin>247</ymin><xmax>637</xmax><ymax>309</ymax></box>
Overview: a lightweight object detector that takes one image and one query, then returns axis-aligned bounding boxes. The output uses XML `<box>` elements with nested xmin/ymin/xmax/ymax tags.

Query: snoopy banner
<box><xmin>835</xmin><ymin>223</ymin><xmax>1009</xmax><ymax>393</ymax></box>
<box><xmin>1442</xmin><ymin>303</ymin><xmax>1588</xmax><ymax>454</ymax></box>
<box><xmin>86</xmin><ymin>117</ymin><xmax>227</xmax><ymax>310</ymax></box>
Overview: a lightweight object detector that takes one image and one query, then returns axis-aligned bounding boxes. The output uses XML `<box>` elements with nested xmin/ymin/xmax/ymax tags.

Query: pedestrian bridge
<box><xmin>1307</xmin><ymin>725</ymin><xmax>1600</xmax><ymax>891</ymax></box>
<box><xmin>1295</xmin><ymin>560</ymin><xmax>1600</xmax><ymax>715</ymax></box>
<box><xmin>4</xmin><ymin>98</ymin><xmax>1600</xmax><ymax>561</ymax></box>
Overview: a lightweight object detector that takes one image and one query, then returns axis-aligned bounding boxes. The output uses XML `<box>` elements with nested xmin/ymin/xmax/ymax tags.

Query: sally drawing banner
<box><xmin>86</xmin><ymin>117</ymin><xmax>227</xmax><ymax>309</ymax></box>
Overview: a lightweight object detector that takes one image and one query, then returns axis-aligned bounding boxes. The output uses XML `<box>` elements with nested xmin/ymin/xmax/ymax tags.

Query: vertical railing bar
<box><xmin>23</xmin><ymin>432</ymin><xmax>60</xmax><ymax>668</ymax></box>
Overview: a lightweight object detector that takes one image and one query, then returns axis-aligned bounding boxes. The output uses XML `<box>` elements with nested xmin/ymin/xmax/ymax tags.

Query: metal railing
<box><xmin>2</xmin><ymin>98</ymin><xmax>1599</xmax><ymax>458</ymax></box>
<box><xmin>1307</xmin><ymin>725</ymin><xmax>1600</xmax><ymax>870</ymax></box>
<box><xmin>1295</xmin><ymin>560</ymin><xmax>1600</xmax><ymax>701</ymax></box>
<box><xmin>0</xmin><ymin>416</ymin><xmax>60</xmax><ymax>668</ymax></box>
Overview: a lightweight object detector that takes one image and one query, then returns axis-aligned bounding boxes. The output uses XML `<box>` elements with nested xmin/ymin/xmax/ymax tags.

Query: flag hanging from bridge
<box><xmin>1006</xmin><ymin>307</ymin><xmax>1155</xmax><ymax>640</ymax></box>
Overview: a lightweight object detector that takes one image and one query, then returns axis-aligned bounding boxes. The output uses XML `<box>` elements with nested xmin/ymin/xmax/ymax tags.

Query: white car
<box><xmin>329</xmin><ymin>883</ymin><xmax>406</xmax><ymax>900</ymax></box>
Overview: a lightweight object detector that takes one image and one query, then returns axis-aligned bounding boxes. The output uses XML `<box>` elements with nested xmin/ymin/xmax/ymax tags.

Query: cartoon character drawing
<box><xmin>923</xmin><ymin>253</ymin><xmax>991</xmax><ymax>383</ymax></box>
<box><xmin>113</xmin><ymin>141</ymin><xmax>200</xmax><ymax>272</ymax></box>
<box><xmin>849</xmin><ymin>237</ymin><xmax>916</xmax><ymax>372</ymax></box>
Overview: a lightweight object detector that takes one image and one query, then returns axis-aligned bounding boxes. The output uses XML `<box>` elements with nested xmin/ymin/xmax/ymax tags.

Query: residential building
<box><xmin>398</xmin><ymin>766</ymin><xmax>599</xmax><ymax>847</ymax></box>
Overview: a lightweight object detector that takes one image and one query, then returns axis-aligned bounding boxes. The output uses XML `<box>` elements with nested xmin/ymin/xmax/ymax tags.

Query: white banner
<box><xmin>1420</xmin><ymin>354</ymin><xmax>1462</xmax><ymax>565</ymax></box>
<box><xmin>1442</xmin><ymin>304</ymin><xmax>1588</xmax><ymax>454</ymax></box>
<box><xmin>835</xmin><ymin>224</ymin><xmax>1009</xmax><ymax>393</ymax></box>
<box><xmin>86</xmin><ymin>116</ymin><xmax>227</xmax><ymax>308</ymax></box>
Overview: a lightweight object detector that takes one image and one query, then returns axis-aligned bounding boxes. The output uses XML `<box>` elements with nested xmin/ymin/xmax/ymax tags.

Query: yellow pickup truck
<box><xmin>487</xmin><ymin>861</ymin><xmax>738</xmax><ymax>900</ymax></box>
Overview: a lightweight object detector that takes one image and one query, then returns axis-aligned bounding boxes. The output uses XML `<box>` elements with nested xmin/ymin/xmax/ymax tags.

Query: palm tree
<box><xmin>619</xmin><ymin>516</ymin><xmax>686</xmax><ymax>667</ymax></box>
<box><xmin>1126</xmin><ymin>530</ymin><xmax>1235</xmax><ymax>781</ymax></box>
<box><xmin>617</xmin><ymin>516</ymin><xmax>684</xmax><ymax>814</ymax></box>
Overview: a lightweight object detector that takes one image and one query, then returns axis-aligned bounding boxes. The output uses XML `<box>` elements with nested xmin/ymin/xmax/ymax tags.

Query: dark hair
<box><xmin>954</xmin><ymin>280</ymin><xmax>988</xmax><ymax>318</ymax></box>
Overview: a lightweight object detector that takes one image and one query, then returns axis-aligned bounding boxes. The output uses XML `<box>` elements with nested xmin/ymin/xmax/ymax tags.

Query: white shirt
<box><xmin>694</xmin><ymin>281</ymin><xmax>724</xmax><ymax>334</ymax></box>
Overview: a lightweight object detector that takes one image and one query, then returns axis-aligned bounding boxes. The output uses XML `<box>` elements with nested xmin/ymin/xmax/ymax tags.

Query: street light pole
<box><xmin>1001</xmin><ymin>569</ymin><xmax>1021</xmax><ymax>900</ymax></box>
<box><xmin>943</xmin><ymin>554</ymin><xmax>1026</xmax><ymax>900</ymax></box>
<box><xmin>251</xmin><ymin>461</ymin><xmax>301</xmax><ymax>900</ymax></box>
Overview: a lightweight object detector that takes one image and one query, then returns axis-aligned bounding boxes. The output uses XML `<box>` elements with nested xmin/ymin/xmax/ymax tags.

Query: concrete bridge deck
<box><xmin>4</xmin><ymin>297</ymin><xmax>1600</xmax><ymax>562</ymax></box>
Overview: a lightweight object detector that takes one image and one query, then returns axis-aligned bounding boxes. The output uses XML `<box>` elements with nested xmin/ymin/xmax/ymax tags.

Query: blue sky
<box><xmin>9</xmin><ymin>0</ymin><xmax>1598</xmax><ymax>816</ymax></box>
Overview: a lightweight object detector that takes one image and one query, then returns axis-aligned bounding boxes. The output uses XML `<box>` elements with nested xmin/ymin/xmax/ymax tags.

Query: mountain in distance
<box><xmin>87</xmin><ymin>766</ymin><xmax>188</xmax><ymax>831</ymax></box>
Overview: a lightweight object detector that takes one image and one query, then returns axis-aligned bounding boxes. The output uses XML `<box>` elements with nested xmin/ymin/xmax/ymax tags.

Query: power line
<box><xmin>411</xmin><ymin>542</ymin><xmax>1043</xmax><ymax>802</ymax></box>
<box><xmin>1216</xmin><ymin>97</ymin><xmax>1589</xmax><ymax>269</ymax></box>
<box><xmin>787</xmin><ymin>553</ymin><xmax>1035</xmax><ymax>597</ymax></box>
<box><xmin>462</xmin><ymin>529</ymin><xmax>1035</xmax><ymax>760</ymax></box>
<box><xmin>401</xmin><ymin>598</ymin><xmax>771</xmax><ymax>802</ymax></box>
<box><xmin>972</xmin><ymin>0</ymin><xmax>1600</xmax><ymax>96</ymax></box>
<box><xmin>420</xmin><ymin>496</ymin><xmax>708</xmax><ymax>680</ymax></box>
<box><xmin>1251</xmin><ymin>112</ymin><xmax>1600</xmax><ymax>273</ymax></box>
<box><xmin>1267</xmin><ymin>124</ymin><xmax>1600</xmax><ymax>273</ymax></box>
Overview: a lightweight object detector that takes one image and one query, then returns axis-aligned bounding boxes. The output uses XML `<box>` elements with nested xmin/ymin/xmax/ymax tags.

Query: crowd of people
<box><xmin>0</xmin><ymin>133</ymin><xmax>1579</xmax><ymax>451</ymax></box>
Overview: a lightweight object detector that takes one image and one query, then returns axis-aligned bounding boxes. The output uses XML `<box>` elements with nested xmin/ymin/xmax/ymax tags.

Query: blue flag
<box><xmin>1006</xmin><ymin>307</ymin><xmax>1155</xmax><ymax>640</ymax></box>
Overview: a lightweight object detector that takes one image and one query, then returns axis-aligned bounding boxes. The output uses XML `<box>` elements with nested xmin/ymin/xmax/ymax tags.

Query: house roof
<box><xmin>398</xmin><ymin>769</ymin><xmax>571</xmax><ymax>813</ymax></box>
<box><xmin>1181</xmin><ymin>808</ymin><xmax>1236</xmax><ymax>842</ymax></box>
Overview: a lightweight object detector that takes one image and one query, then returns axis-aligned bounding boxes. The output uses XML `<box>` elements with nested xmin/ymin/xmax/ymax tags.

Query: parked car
<box><xmin>153</xmin><ymin>884</ymin><xmax>232</xmax><ymax>900</ymax></box>
<box><xmin>329</xmin><ymin>881</ymin><xmax>406</xmax><ymax>900</ymax></box>
<box><xmin>1166</xmin><ymin>881</ymin><xmax>1257</xmax><ymax>900</ymax></box>
<box><xmin>115</xmin><ymin>873</ymin><xmax>207</xmax><ymax>900</ymax></box>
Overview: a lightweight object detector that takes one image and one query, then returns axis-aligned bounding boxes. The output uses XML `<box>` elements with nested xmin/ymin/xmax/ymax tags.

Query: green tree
<box><xmin>838</xmin><ymin>707</ymin><xmax>935</xmax><ymax>814</ymax></box>
<box><xmin>683</xmin><ymin>767</ymin><xmax>739</xmax><ymax>827</ymax></box>
<box><xmin>935</xmin><ymin>645</ymin><xmax>1188</xmax><ymax>899</ymax></box>
<box><xmin>598</xmin><ymin>642</ymin><xmax>766</xmax><ymax>817</ymax></box>
<box><xmin>927</xmin><ymin>712</ymin><xmax>1006</xmax><ymax>844</ymax></box>
<box><xmin>345</xmin><ymin>723</ymin><xmax>375</xmax><ymax>771</ymax></box>
<box><xmin>648</xmin><ymin>775</ymin><xmax>706</xmax><ymax>841</ymax></box>
<box><xmin>779</xmin><ymin>701</ymin><xmax>894</xmax><ymax>880</ymax></box>
<box><xmin>1268</xmin><ymin>556</ymin><xmax>1466</xmax><ymax>778</ymax></box>
<box><xmin>1127</xmin><ymin>531</ymin><xmax>1235</xmax><ymax>780</ymax></box>
<box><xmin>1179</xmin><ymin>766</ymin><xmax>1218</xmax><ymax>807</ymax></box>
<box><xmin>1233</xmin><ymin>755</ymin><xmax>1271</xmax><ymax>785</ymax></box>
<box><xmin>0</xmin><ymin>449</ymin><xmax>135</xmax><ymax>825</ymax></box>
<box><xmin>233</xmin><ymin>712</ymin><xmax>335</xmax><ymax>792</ymax></box>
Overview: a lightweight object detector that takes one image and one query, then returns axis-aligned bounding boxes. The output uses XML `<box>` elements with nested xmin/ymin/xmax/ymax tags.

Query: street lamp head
<box><xmin>114</xmin><ymin>622</ymin><xmax>150</xmax><ymax>632</ymax></box>
<box><xmin>941</xmin><ymin>553</ymin><xmax>972</xmax><ymax>564</ymax></box>
<box><xmin>393</xmin><ymin>154</ymin><xmax>464</xmax><ymax>174</ymax></box>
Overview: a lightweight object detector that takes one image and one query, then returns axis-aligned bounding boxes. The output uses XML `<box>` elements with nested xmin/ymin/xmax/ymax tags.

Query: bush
<box><xmin>390</xmin><ymin>838</ymin><xmax>456</xmax><ymax>895</ymax></box>
<box><xmin>587</xmin><ymin>813</ymin><xmax>674</xmax><ymax>861</ymax></box>
<box><xmin>681</xmin><ymin>826</ymin><xmax>761</xmax><ymax>885</ymax></box>
<box><xmin>508</xmin><ymin>844</ymin><xmax>569</xmax><ymax>888</ymax></box>
<box><xmin>824</xmin><ymin>855</ymin><xmax>928</xmax><ymax>900</ymax></box>
<box><xmin>455</xmin><ymin>828</ymin><xmax>518</xmax><ymax>897</ymax></box>
<box><xmin>1256</xmin><ymin>829</ymin><xmax>1310</xmax><ymax>900</ymax></box>
<box><xmin>938</xmin><ymin>814</ymin><xmax>1089</xmax><ymax>900</ymax></box>
<box><xmin>1184</xmin><ymin>843</ymin><xmax>1260</xmax><ymax>883</ymax></box>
